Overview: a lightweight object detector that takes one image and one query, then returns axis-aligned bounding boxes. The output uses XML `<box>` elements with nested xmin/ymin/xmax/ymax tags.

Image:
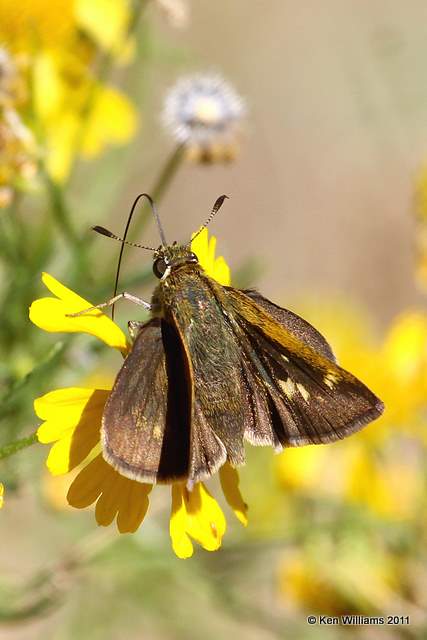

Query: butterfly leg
<box><xmin>67</xmin><ymin>292</ymin><xmax>151</xmax><ymax>317</ymax></box>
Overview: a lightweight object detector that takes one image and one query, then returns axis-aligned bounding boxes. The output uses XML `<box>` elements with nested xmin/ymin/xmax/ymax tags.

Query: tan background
<box><xmin>117</xmin><ymin>0</ymin><xmax>427</xmax><ymax>327</ymax></box>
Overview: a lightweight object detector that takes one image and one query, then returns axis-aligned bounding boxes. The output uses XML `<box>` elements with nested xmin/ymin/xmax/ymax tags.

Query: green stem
<box><xmin>0</xmin><ymin>432</ymin><xmax>38</xmax><ymax>461</ymax></box>
<box><xmin>41</xmin><ymin>167</ymin><xmax>92</xmax><ymax>280</ymax></box>
<box><xmin>42</xmin><ymin>169</ymin><xmax>78</xmax><ymax>243</ymax></box>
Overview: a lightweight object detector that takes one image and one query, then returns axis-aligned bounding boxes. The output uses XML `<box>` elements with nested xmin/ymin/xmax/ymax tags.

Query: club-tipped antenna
<box><xmin>190</xmin><ymin>194</ymin><xmax>229</xmax><ymax>243</ymax></box>
<box><xmin>92</xmin><ymin>226</ymin><xmax>156</xmax><ymax>252</ymax></box>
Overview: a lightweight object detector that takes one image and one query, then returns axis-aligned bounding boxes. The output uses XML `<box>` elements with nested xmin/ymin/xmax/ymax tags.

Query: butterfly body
<box><xmin>101</xmin><ymin>244</ymin><xmax>384</xmax><ymax>485</ymax></box>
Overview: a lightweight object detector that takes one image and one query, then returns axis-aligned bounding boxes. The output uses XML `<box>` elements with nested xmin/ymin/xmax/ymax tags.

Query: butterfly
<box><xmin>80</xmin><ymin>194</ymin><xmax>384</xmax><ymax>485</ymax></box>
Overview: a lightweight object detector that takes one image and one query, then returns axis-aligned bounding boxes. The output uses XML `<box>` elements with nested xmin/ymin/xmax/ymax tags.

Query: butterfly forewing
<box><xmin>240</xmin><ymin>290</ymin><xmax>336</xmax><ymax>362</ymax></box>
<box><xmin>101</xmin><ymin>318</ymin><xmax>192</xmax><ymax>483</ymax></box>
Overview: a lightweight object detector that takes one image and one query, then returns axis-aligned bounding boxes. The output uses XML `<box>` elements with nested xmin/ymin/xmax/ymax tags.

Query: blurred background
<box><xmin>1</xmin><ymin>1</ymin><xmax>427</xmax><ymax>638</ymax></box>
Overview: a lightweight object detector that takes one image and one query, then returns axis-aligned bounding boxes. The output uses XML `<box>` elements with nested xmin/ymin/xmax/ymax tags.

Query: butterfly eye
<box><xmin>153</xmin><ymin>257</ymin><xmax>167</xmax><ymax>279</ymax></box>
<box><xmin>189</xmin><ymin>252</ymin><xmax>198</xmax><ymax>262</ymax></box>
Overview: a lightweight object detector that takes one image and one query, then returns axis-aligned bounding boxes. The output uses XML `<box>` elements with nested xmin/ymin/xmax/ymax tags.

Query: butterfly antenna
<box><xmin>190</xmin><ymin>194</ymin><xmax>229</xmax><ymax>243</ymax></box>
<box><xmin>142</xmin><ymin>193</ymin><xmax>167</xmax><ymax>246</ymax></box>
<box><xmin>93</xmin><ymin>194</ymin><xmax>165</xmax><ymax>320</ymax></box>
<box><xmin>92</xmin><ymin>226</ymin><xmax>156</xmax><ymax>250</ymax></box>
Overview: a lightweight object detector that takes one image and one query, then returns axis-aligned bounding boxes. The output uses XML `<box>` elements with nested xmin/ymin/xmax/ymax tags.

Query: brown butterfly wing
<box><xmin>101</xmin><ymin>316</ymin><xmax>227</xmax><ymax>484</ymax></box>
<box><xmin>101</xmin><ymin>319</ymin><xmax>188</xmax><ymax>482</ymax></box>
<box><xmin>164</xmin><ymin>269</ymin><xmax>251</xmax><ymax>479</ymax></box>
<box><xmin>224</xmin><ymin>288</ymin><xmax>384</xmax><ymax>447</ymax></box>
<box><xmin>240</xmin><ymin>289</ymin><xmax>336</xmax><ymax>361</ymax></box>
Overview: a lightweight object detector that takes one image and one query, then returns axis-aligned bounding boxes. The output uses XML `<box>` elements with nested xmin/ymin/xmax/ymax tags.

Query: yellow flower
<box><xmin>0</xmin><ymin>0</ymin><xmax>75</xmax><ymax>51</ymax></box>
<box><xmin>29</xmin><ymin>272</ymin><xmax>128</xmax><ymax>354</ymax></box>
<box><xmin>276</xmin><ymin>301</ymin><xmax>427</xmax><ymax>520</ymax></box>
<box><xmin>31</xmin><ymin>231</ymin><xmax>247</xmax><ymax>558</ymax></box>
<box><xmin>279</xmin><ymin>542</ymin><xmax>398</xmax><ymax>615</ymax></box>
<box><xmin>344</xmin><ymin>444</ymin><xmax>422</xmax><ymax>520</ymax></box>
<box><xmin>0</xmin><ymin>483</ymin><xmax>4</xmax><ymax>508</ymax></box>
<box><xmin>0</xmin><ymin>0</ymin><xmax>137</xmax><ymax>184</ymax></box>
<box><xmin>190</xmin><ymin>227</ymin><xmax>231</xmax><ymax>285</ymax></box>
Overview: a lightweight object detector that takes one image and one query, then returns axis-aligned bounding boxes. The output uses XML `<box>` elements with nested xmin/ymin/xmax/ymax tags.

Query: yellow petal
<box><xmin>35</xmin><ymin>387</ymin><xmax>109</xmax><ymax>435</ymax></box>
<box><xmin>170</xmin><ymin>483</ymin><xmax>226</xmax><ymax>558</ymax></box>
<box><xmin>219</xmin><ymin>463</ymin><xmax>248</xmax><ymax>526</ymax></box>
<box><xmin>383</xmin><ymin>313</ymin><xmax>427</xmax><ymax>383</ymax></box>
<box><xmin>116</xmin><ymin>481</ymin><xmax>151</xmax><ymax>533</ymax></box>
<box><xmin>33</xmin><ymin>52</ymin><xmax>64</xmax><ymax>121</ymax></box>
<box><xmin>29</xmin><ymin>273</ymin><xmax>128</xmax><ymax>354</ymax></box>
<box><xmin>67</xmin><ymin>454</ymin><xmax>151</xmax><ymax>532</ymax></box>
<box><xmin>35</xmin><ymin>387</ymin><xmax>109</xmax><ymax>474</ymax></box>
<box><xmin>67</xmin><ymin>455</ymin><xmax>110</xmax><ymax>508</ymax></box>
<box><xmin>191</xmin><ymin>228</ymin><xmax>210</xmax><ymax>270</ymax></box>
<box><xmin>75</xmin><ymin>0</ymin><xmax>130</xmax><ymax>51</ymax></box>
<box><xmin>276</xmin><ymin>446</ymin><xmax>328</xmax><ymax>492</ymax></box>
<box><xmin>81</xmin><ymin>87</ymin><xmax>137</xmax><ymax>158</ymax></box>
<box><xmin>0</xmin><ymin>483</ymin><xmax>4</xmax><ymax>509</ymax></box>
<box><xmin>207</xmin><ymin>235</ymin><xmax>217</xmax><ymax>269</ymax></box>
<box><xmin>95</xmin><ymin>472</ymin><xmax>123</xmax><ymax>525</ymax></box>
<box><xmin>191</xmin><ymin>228</ymin><xmax>231</xmax><ymax>285</ymax></box>
<box><xmin>0</xmin><ymin>0</ymin><xmax>75</xmax><ymax>50</ymax></box>
<box><xmin>170</xmin><ymin>485</ymin><xmax>194</xmax><ymax>559</ymax></box>
<box><xmin>212</xmin><ymin>256</ymin><xmax>231</xmax><ymax>286</ymax></box>
<box><xmin>43</xmin><ymin>113</ymin><xmax>80</xmax><ymax>183</ymax></box>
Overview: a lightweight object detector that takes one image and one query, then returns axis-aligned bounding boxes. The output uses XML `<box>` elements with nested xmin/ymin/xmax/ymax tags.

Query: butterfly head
<box><xmin>153</xmin><ymin>243</ymin><xmax>199</xmax><ymax>279</ymax></box>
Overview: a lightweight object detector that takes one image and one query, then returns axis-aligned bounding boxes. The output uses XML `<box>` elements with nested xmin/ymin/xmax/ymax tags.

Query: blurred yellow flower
<box><xmin>276</xmin><ymin>302</ymin><xmax>427</xmax><ymax>521</ymax></box>
<box><xmin>31</xmin><ymin>231</ymin><xmax>247</xmax><ymax>558</ymax></box>
<box><xmin>0</xmin><ymin>0</ymin><xmax>138</xmax><ymax>185</ymax></box>
<box><xmin>279</xmin><ymin>542</ymin><xmax>399</xmax><ymax>615</ymax></box>
<box><xmin>0</xmin><ymin>0</ymin><xmax>75</xmax><ymax>51</ymax></box>
<box><xmin>75</xmin><ymin>0</ymin><xmax>130</xmax><ymax>53</ymax></box>
<box><xmin>344</xmin><ymin>444</ymin><xmax>422</xmax><ymax>520</ymax></box>
<box><xmin>0</xmin><ymin>483</ymin><xmax>4</xmax><ymax>508</ymax></box>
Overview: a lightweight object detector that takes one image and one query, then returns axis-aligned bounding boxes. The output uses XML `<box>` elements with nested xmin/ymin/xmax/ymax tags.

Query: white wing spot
<box><xmin>279</xmin><ymin>377</ymin><xmax>296</xmax><ymax>398</ymax></box>
<box><xmin>324</xmin><ymin>371</ymin><xmax>339</xmax><ymax>389</ymax></box>
<box><xmin>296</xmin><ymin>383</ymin><xmax>310</xmax><ymax>402</ymax></box>
<box><xmin>153</xmin><ymin>425</ymin><xmax>162</xmax><ymax>440</ymax></box>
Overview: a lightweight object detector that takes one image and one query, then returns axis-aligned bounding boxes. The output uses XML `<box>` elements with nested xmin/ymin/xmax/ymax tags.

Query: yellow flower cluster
<box><xmin>276</xmin><ymin>303</ymin><xmax>427</xmax><ymax>521</ymax></box>
<box><xmin>0</xmin><ymin>0</ymin><xmax>137</xmax><ymax>188</ymax></box>
<box><xmin>279</xmin><ymin>541</ymin><xmax>399</xmax><ymax>616</ymax></box>
<box><xmin>30</xmin><ymin>229</ymin><xmax>246</xmax><ymax>558</ymax></box>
